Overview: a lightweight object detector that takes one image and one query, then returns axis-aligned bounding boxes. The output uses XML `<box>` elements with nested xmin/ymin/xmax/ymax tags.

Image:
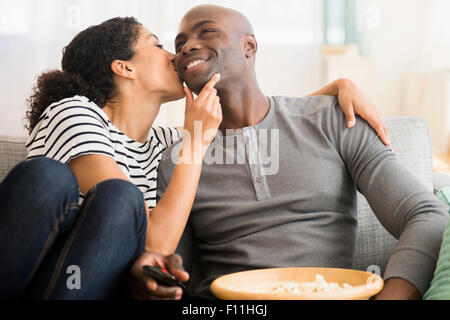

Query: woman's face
<box><xmin>130</xmin><ymin>27</ymin><xmax>185</xmax><ymax>103</ymax></box>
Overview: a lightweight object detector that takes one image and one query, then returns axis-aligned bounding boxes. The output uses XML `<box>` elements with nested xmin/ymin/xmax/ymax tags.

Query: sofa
<box><xmin>1</xmin><ymin>116</ymin><xmax>450</xmax><ymax>295</ymax></box>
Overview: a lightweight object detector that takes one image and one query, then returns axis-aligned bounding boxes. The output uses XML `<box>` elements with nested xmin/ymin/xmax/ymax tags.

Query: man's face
<box><xmin>173</xmin><ymin>10</ymin><xmax>244</xmax><ymax>94</ymax></box>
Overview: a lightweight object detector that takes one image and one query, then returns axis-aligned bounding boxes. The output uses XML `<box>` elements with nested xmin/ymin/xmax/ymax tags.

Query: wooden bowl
<box><xmin>211</xmin><ymin>267</ymin><xmax>384</xmax><ymax>300</ymax></box>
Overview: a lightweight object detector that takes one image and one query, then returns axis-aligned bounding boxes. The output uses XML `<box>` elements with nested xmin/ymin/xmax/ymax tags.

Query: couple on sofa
<box><xmin>0</xmin><ymin>4</ymin><xmax>447</xmax><ymax>300</ymax></box>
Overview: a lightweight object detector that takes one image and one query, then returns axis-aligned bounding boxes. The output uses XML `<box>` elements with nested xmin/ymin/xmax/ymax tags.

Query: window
<box><xmin>324</xmin><ymin>0</ymin><xmax>358</xmax><ymax>47</ymax></box>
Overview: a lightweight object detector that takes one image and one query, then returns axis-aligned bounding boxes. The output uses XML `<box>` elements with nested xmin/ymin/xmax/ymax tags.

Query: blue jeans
<box><xmin>0</xmin><ymin>157</ymin><xmax>147</xmax><ymax>299</ymax></box>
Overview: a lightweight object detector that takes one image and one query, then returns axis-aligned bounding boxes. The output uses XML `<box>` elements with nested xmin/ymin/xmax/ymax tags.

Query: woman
<box><xmin>0</xmin><ymin>17</ymin><xmax>389</xmax><ymax>300</ymax></box>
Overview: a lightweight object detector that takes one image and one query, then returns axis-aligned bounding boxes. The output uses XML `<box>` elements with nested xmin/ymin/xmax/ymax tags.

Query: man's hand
<box><xmin>373</xmin><ymin>277</ymin><xmax>422</xmax><ymax>300</ymax></box>
<box><xmin>129</xmin><ymin>252</ymin><xmax>189</xmax><ymax>300</ymax></box>
<box><xmin>335</xmin><ymin>79</ymin><xmax>392</xmax><ymax>148</ymax></box>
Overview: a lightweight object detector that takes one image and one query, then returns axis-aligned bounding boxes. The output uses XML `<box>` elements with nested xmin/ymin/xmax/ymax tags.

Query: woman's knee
<box><xmin>14</xmin><ymin>157</ymin><xmax>76</xmax><ymax>186</ymax></box>
<box><xmin>80</xmin><ymin>179</ymin><xmax>147</xmax><ymax>255</ymax></box>
<box><xmin>0</xmin><ymin>157</ymin><xmax>80</xmax><ymax>232</ymax></box>
<box><xmin>87</xmin><ymin>179</ymin><xmax>147</xmax><ymax>223</ymax></box>
<box><xmin>3</xmin><ymin>157</ymin><xmax>78</xmax><ymax>201</ymax></box>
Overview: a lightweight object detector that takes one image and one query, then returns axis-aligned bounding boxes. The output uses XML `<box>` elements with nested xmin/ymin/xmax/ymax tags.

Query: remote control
<box><xmin>142</xmin><ymin>265</ymin><xmax>188</xmax><ymax>293</ymax></box>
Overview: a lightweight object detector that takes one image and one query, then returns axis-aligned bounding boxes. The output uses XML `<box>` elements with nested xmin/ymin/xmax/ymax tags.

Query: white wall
<box><xmin>357</xmin><ymin>0</ymin><xmax>450</xmax><ymax>117</ymax></box>
<box><xmin>357</xmin><ymin>0</ymin><xmax>450</xmax><ymax>154</ymax></box>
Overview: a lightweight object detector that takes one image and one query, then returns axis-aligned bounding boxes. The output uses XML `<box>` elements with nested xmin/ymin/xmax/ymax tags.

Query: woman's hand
<box><xmin>335</xmin><ymin>79</ymin><xmax>391</xmax><ymax>148</ymax></box>
<box><xmin>182</xmin><ymin>73</ymin><xmax>222</xmax><ymax>157</ymax></box>
<box><xmin>129</xmin><ymin>252</ymin><xmax>189</xmax><ymax>300</ymax></box>
<box><xmin>308</xmin><ymin>78</ymin><xmax>391</xmax><ymax>148</ymax></box>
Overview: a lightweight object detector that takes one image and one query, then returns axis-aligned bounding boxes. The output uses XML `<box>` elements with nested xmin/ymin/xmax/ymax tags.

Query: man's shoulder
<box><xmin>274</xmin><ymin>95</ymin><xmax>340</xmax><ymax>119</ymax></box>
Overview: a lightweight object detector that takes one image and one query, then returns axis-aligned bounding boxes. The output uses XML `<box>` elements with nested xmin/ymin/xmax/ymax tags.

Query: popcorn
<box><xmin>230</xmin><ymin>274</ymin><xmax>352</xmax><ymax>294</ymax></box>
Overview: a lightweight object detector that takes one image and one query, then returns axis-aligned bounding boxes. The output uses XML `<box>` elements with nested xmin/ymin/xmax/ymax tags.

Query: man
<box><xmin>138</xmin><ymin>4</ymin><xmax>448</xmax><ymax>300</ymax></box>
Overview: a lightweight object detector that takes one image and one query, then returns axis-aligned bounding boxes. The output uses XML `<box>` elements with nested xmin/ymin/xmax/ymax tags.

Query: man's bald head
<box><xmin>174</xmin><ymin>5</ymin><xmax>258</xmax><ymax>94</ymax></box>
<box><xmin>180</xmin><ymin>4</ymin><xmax>255</xmax><ymax>36</ymax></box>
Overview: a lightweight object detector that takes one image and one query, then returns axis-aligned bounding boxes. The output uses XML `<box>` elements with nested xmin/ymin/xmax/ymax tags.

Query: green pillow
<box><xmin>423</xmin><ymin>187</ymin><xmax>450</xmax><ymax>300</ymax></box>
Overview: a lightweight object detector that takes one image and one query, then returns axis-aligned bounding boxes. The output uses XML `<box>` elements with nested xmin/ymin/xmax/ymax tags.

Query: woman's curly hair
<box><xmin>25</xmin><ymin>17</ymin><xmax>142</xmax><ymax>134</ymax></box>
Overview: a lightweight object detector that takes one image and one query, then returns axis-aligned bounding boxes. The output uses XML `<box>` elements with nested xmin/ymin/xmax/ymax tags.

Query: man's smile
<box><xmin>185</xmin><ymin>59</ymin><xmax>206</xmax><ymax>71</ymax></box>
<box><xmin>178</xmin><ymin>55</ymin><xmax>211</xmax><ymax>76</ymax></box>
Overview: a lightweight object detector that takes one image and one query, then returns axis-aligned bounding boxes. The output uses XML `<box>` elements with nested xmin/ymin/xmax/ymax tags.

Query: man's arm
<box><xmin>325</xmin><ymin>100</ymin><xmax>449</xmax><ymax>299</ymax></box>
<box><xmin>309</xmin><ymin>79</ymin><xmax>391</xmax><ymax>148</ymax></box>
<box><xmin>374</xmin><ymin>277</ymin><xmax>421</xmax><ymax>299</ymax></box>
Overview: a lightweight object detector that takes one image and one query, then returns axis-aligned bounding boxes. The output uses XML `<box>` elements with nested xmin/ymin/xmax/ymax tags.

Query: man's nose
<box><xmin>181</xmin><ymin>39</ymin><xmax>201</xmax><ymax>55</ymax></box>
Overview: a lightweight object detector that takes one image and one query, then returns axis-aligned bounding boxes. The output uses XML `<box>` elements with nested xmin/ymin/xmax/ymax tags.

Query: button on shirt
<box><xmin>210</xmin><ymin>126</ymin><xmax>275</xmax><ymax>202</ymax></box>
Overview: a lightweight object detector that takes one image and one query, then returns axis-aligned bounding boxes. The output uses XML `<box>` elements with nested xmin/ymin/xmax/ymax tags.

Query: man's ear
<box><xmin>244</xmin><ymin>34</ymin><xmax>257</xmax><ymax>59</ymax></box>
<box><xmin>111</xmin><ymin>60</ymin><xmax>136</xmax><ymax>80</ymax></box>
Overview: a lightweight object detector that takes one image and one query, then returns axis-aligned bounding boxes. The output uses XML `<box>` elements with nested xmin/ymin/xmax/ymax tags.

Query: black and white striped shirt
<box><xmin>26</xmin><ymin>95</ymin><xmax>181</xmax><ymax>209</ymax></box>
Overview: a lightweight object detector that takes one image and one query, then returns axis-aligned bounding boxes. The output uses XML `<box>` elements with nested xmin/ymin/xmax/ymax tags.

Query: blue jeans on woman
<box><xmin>0</xmin><ymin>157</ymin><xmax>147</xmax><ymax>299</ymax></box>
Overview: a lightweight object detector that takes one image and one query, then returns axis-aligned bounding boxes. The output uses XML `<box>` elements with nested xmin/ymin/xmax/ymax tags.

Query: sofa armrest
<box><xmin>433</xmin><ymin>172</ymin><xmax>450</xmax><ymax>195</ymax></box>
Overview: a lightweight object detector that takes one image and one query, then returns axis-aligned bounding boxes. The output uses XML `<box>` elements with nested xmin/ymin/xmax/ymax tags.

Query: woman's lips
<box><xmin>170</xmin><ymin>65</ymin><xmax>183</xmax><ymax>83</ymax></box>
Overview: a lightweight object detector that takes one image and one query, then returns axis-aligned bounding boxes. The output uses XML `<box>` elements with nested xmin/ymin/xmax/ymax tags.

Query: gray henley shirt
<box><xmin>156</xmin><ymin>95</ymin><xmax>449</xmax><ymax>297</ymax></box>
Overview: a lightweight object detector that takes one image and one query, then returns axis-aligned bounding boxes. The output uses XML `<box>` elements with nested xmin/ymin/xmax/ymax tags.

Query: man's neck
<box><xmin>217</xmin><ymin>81</ymin><xmax>269</xmax><ymax>134</ymax></box>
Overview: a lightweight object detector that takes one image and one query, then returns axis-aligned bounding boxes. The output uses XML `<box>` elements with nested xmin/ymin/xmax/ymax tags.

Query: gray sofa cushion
<box><xmin>432</xmin><ymin>172</ymin><xmax>450</xmax><ymax>195</ymax></box>
<box><xmin>0</xmin><ymin>135</ymin><xmax>28</xmax><ymax>183</ymax></box>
